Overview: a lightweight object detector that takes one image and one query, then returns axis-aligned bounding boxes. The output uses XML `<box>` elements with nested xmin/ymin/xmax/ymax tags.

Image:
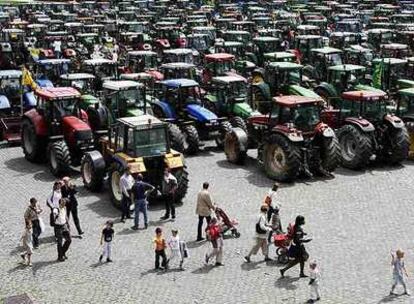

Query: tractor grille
<box><xmin>75</xmin><ymin>129</ymin><xmax>93</xmax><ymax>141</ymax></box>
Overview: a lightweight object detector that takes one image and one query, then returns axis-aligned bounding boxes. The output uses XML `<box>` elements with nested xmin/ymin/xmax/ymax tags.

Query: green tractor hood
<box><xmin>233</xmin><ymin>101</ymin><xmax>254</xmax><ymax>119</ymax></box>
<box><xmin>80</xmin><ymin>94</ymin><xmax>99</xmax><ymax>110</ymax></box>
<box><xmin>397</xmin><ymin>79</ymin><xmax>414</xmax><ymax>90</ymax></box>
<box><xmin>126</xmin><ymin>108</ymin><xmax>146</xmax><ymax>117</ymax></box>
<box><xmin>288</xmin><ymin>84</ymin><xmax>322</xmax><ymax>99</ymax></box>
<box><xmin>353</xmin><ymin>84</ymin><xmax>386</xmax><ymax>94</ymax></box>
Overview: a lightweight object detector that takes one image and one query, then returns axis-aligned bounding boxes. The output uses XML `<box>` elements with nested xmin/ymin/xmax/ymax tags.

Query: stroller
<box><xmin>215</xmin><ymin>207</ymin><xmax>241</xmax><ymax>238</ymax></box>
<box><xmin>273</xmin><ymin>223</ymin><xmax>295</xmax><ymax>264</ymax></box>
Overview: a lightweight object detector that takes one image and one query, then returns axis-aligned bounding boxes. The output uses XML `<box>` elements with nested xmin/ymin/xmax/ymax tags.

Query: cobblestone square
<box><xmin>1</xmin><ymin>146</ymin><xmax>414</xmax><ymax>304</ymax></box>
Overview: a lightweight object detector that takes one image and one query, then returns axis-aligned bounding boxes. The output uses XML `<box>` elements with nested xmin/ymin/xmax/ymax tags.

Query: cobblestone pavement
<box><xmin>1</xmin><ymin>145</ymin><xmax>414</xmax><ymax>304</ymax></box>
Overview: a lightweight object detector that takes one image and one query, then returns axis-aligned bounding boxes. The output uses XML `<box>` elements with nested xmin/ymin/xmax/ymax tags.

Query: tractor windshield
<box><xmin>118</xmin><ymin>89</ymin><xmax>145</xmax><ymax>108</ymax></box>
<box><xmin>327</xmin><ymin>53</ymin><xmax>343</xmax><ymax>66</ymax></box>
<box><xmin>228</xmin><ymin>81</ymin><xmax>247</xmax><ymax>98</ymax></box>
<box><xmin>132</xmin><ymin>127</ymin><xmax>168</xmax><ymax>157</ymax></box>
<box><xmin>215</xmin><ymin>61</ymin><xmax>233</xmax><ymax>74</ymax></box>
<box><xmin>292</xmin><ymin>104</ymin><xmax>320</xmax><ymax>131</ymax></box>
<box><xmin>398</xmin><ymin>94</ymin><xmax>414</xmax><ymax>117</ymax></box>
<box><xmin>363</xmin><ymin>100</ymin><xmax>387</xmax><ymax>120</ymax></box>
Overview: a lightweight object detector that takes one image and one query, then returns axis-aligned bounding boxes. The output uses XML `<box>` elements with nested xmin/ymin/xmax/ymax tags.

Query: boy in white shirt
<box><xmin>167</xmin><ymin>229</ymin><xmax>184</xmax><ymax>270</ymax></box>
<box><xmin>308</xmin><ymin>260</ymin><xmax>321</xmax><ymax>303</ymax></box>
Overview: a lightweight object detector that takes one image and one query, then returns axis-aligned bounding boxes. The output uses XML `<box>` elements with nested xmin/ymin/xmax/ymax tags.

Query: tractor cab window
<box><xmin>363</xmin><ymin>100</ymin><xmax>386</xmax><ymax>120</ymax></box>
<box><xmin>341</xmin><ymin>99</ymin><xmax>358</xmax><ymax>117</ymax></box>
<box><xmin>180</xmin><ymin>87</ymin><xmax>201</xmax><ymax>105</ymax></box>
<box><xmin>398</xmin><ymin>95</ymin><xmax>414</xmax><ymax>116</ymax></box>
<box><xmin>117</xmin><ymin>89</ymin><xmax>145</xmax><ymax>109</ymax></box>
<box><xmin>292</xmin><ymin>105</ymin><xmax>320</xmax><ymax>130</ymax></box>
<box><xmin>326</xmin><ymin>53</ymin><xmax>342</xmax><ymax>66</ymax></box>
<box><xmin>52</xmin><ymin>98</ymin><xmax>76</xmax><ymax>119</ymax></box>
<box><xmin>133</xmin><ymin>127</ymin><xmax>168</xmax><ymax>157</ymax></box>
<box><xmin>228</xmin><ymin>81</ymin><xmax>247</xmax><ymax>98</ymax></box>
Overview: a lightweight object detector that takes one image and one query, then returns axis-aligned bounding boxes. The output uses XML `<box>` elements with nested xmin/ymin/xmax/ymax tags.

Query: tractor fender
<box><xmin>272</xmin><ymin>126</ymin><xmax>304</xmax><ymax>142</ymax></box>
<box><xmin>23</xmin><ymin>109</ymin><xmax>47</xmax><ymax>136</ymax></box>
<box><xmin>186</xmin><ymin>104</ymin><xmax>218</xmax><ymax>123</ymax></box>
<box><xmin>231</xmin><ymin>127</ymin><xmax>249</xmax><ymax>152</ymax></box>
<box><xmin>315</xmin><ymin>122</ymin><xmax>335</xmax><ymax>138</ymax></box>
<box><xmin>252</xmin><ymin>82</ymin><xmax>271</xmax><ymax>101</ymax></box>
<box><xmin>344</xmin><ymin>117</ymin><xmax>375</xmax><ymax>132</ymax></box>
<box><xmin>383</xmin><ymin>114</ymin><xmax>405</xmax><ymax>129</ymax></box>
<box><xmin>0</xmin><ymin>95</ymin><xmax>10</xmax><ymax>110</ymax></box>
<box><xmin>153</xmin><ymin>100</ymin><xmax>176</xmax><ymax>119</ymax></box>
<box><xmin>23</xmin><ymin>92</ymin><xmax>37</xmax><ymax>108</ymax></box>
<box><xmin>314</xmin><ymin>82</ymin><xmax>338</xmax><ymax>99</ymax></box>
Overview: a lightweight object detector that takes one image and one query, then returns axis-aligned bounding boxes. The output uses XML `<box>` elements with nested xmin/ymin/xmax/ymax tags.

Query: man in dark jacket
<box><xmin>131</xmin><ymin>174</ymin><xmax>155</xmax><ymax>230</ymax></box>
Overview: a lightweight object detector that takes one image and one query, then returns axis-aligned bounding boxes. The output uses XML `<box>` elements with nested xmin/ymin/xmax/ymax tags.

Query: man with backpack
<box><xmin>244</xmin><ymin>205</ymin><xmax>272</xmax><ymax>263</ymax></box>
<box><xmin>204</xmin><ymin>218</ymin><xmax>224</xmax><ymax>266</ymax></box>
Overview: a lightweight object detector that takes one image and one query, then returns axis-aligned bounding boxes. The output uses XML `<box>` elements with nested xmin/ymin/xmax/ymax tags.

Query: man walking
<box><xmin>120</xmin><ymin>166</ymin><xmax>134</xmax><ymax>223</ymax></box>
<box><xmin>160</xmin><ymin>168</ymin><xmax>178</xmax><ymax>220</ymax></box>
<box><xmin>131</xmin><ymin>174</ymin><xmax>155</xmax><ymax>230</ymax></box>
<box><xmin>196</xmin><ymin>182</ymin><xmax>215</xmax><ymax>241</ymax></box>
<box><xmin>24</xmin><ymin>198</ymin><xmax>42</xmax><ymax>249</ymax></box>
<box><xmin>54</xmin><ymin>198</ymin><xmax>72</xmax><ymax>262</ymax></box>
<box><xmin>244</xmin><ymin>205</ymin><xmax>272</xmax><ymax>263</ymax></box>
<box><xmin>61</xmin><ymin>177</ymin><xmax>83</xmax><ymax>236</ymax></box>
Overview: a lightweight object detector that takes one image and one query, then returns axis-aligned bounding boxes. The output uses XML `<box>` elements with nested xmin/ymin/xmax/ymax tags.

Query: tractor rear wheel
<box><xmin>230</xmin><ymin>116</ymin><xmax>247</xmax><ymax>132</ymax></box>
<box><xmin>81</xmin><ymin>151</ymin><xmax>106</xmax><ymax>191</ymax></box>
<box><xmin>337</xmin><ymin>124</ymin><xmax>373</xmax><ymax>170</ymax></box>
<box><xmin>320</xmin><ymin>135</ymin><xmax>341</xmax><ymax>172</ymax></box>
<box><xmin>173</xmin><ymin>166</ymin><xmax>189</xmax><ymax>203</ymax></box>
<box><xmin>182</xmin><ymin>125</ymin><xmax>199</xmax><ymax>155</ymax></box>
<box><xmin>387</xmin><ymin>126</ymin><xmax>410</xmax><ymax>164</ymax></box>
<box><xmin>224</xmin><ymin>127</ymin><xmax>248</xmax><ymax>165</ymax></box>
<box><xmin>168</xmin><ymin>123</ymin><xmax>185</xmax><ymax>153</ymax></box>
<box><xmin>21</xmin><ymin>119</ymin><xmax>46</xmax><ymax>163</ymax></box>
<box><xmin>87</xmin><ymin>104</ymin><xmax>110</xmax><ymax>131</ymax></box>
<box><xmin>48</xmin><ymin>140</ymin><xmax>72</xmax><ymax>176</ymax></box>
<box><xmin>263</xmin><ymin>134</ymin><xmax>301</xmax><ymax>182</ymax></box>
<box><xmin>215</xmin><ymin>121</ymin><xmax>233</xmax><ymax>149</ymax></box>
<box><xmin>109</xmin><ymin>162</ymin><xmax>123</xmax><ymax>209</ymax></box>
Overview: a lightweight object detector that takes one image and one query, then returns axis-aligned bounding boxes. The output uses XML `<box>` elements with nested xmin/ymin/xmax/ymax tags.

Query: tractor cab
<box><xmin>124</xmin><ymin>50</ymin><xmax>160</xmax><ymax>79</ymax></box>
<box><xmin>160</xmin><ymin>63</ymin><xmax>198</xmax><ymax>81</ymax></box>
<box><xmin>75</xmin><ymin>33</ymin><xmax>100</xmax><ymax>53</ymax></box>
<box><xmin>339</xmin><ymin>90</ymin><xmax>388</xmax><ymax>122</ymax></box>
<box><xmin>366</xmin><ymin>28</ymin><xmax>394</xmax><ymax>51</ymax></box>
<box><xmin>213</xmin><ymin>41</ymin><xmax>256</xmax><ymax>76</ymax></box>
<box><xmin>293</xmin><ymin>35</ymin><xmax>325</xmax><ymax>64</ymax></box>
<box><xmin>59</xmin><ymin>73</ymin><xmax>98</xmax><ymax>110</ymax></box>
<box><xmin>344</xmin><ymin>45</ymin><xmax>374</xmax><ymax>67</ymax></box>
<box><xmin>297</xmin><ymin>25</ymin><xmax>321</xmax><ymax>36</ymax></box>
<box><xmin>82</xmin><ymin>58</ymin><xmax>118</xmax><ymax>90</ymax></box>
<box><xmin>263</xmin><ymin>52</ymin><xmax>296</xmax><ymax>64</ymax></box>
<box><xmin>372</xmin><ymin>58</ymin><xmax>409</xmax><ymax>93</ymax></box>
<box><xmin>160</xmin><ymin>79</ymin><xmax>202</xmax><ymax>110</ymax></box>
<box><xmin>330</xmin><ymin>32</ymin><xmax>362</xmax><ymax>49</ymax></box>
<box><xmin>163</xmin><ymin>48</ymin><xmax>196</xmax><ymax>65</ymax></box>
<box><xmin>396</xmin><ymin>88</ymin><xmax>414</xmax><ymax>158</ymax></box>
<box><xmin>251</xmin><ymin>36</ymin><xmax>281</xmax><ymax>66</ymax></box>
<box><xmin>220</xmin><ymin>30</ymin><xmax>251</xmax><ymax>45</ymax></box>
<box><xmin>102</xmin><ymin>80</ymin><xmax>150</xmax><ymax>118</ymax></box>
<box><xmin>203</xmin><ymin>53</ymin><xmax>236</xmax><ymax>83</ymax></box>
<box><xmin>307</xmin><ymin>47</ymin><xmax>343</xmax><ymax>81</ymax></box>
<box><xmin>380</xmin><ymin>43</ymin><xmax>410</xmax><ymax>59</ymax></box>
<box><xmin>186</xmin><ymin>33</ymin><xmax>212</xmax><ymax>54</ymax></box>
<box><xmin>35</xmin><ymin>59</ymin><xmax>72</xmax><ymax>88</ymax></box>
<box><xmin>335</xmin><ymin>20</ymin><xmax>363</xmax><ymax>33</ymax></box>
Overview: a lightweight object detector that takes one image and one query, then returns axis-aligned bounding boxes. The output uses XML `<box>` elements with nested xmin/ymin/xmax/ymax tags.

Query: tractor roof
<box><xmin>76</xmin><ymin>33</ymin><xmax>98</xmax><ymax>37</ymax></box>
<box><xmin>367</xmin><ymin>28</ymin><xmax>393</xmax><ymax>34</ymax></box>
<box><xmin>295</xmin><ymin>34</ymin><xmax>322</xmax><ymax>39</ymax></box>
<box><xmin>103</xmin><ymin>80</ymin><xmax>143</xmax><ymax>91</ymax></box>
<box><xmin>398</xmin><ymin>88</ymin><xmax>414</xmax><ymax>97</ymax></box>
<box><xmin>330</xmin><ymin>31</ymin><xmax>356</xmax><ymax>37</ymax></box>
<box><xmin>273</xmin><ymin>95</ymin><xmax>322</xmax><ymax>107</ymax></box>
<box><xmin>222</xmin><ymin>30</ymin><xmax>250</xmax><ymax>35</ymax></box>
<box><xmin>212</xmin><ymin>76</ymin><xmax>246</xmax><ymax>84</ymax></box>
<box><xmin>345</xmin><ymin>44</ymin><xmax>372</xmax><ymax>53</ymax></box>
<box><xmin>381</xmin><ymin>43</ymin><xmax>408</xmax><ymax>50</ymax></box>
<box><xmin>84</xmin><ymin>58</ymin><xmax>116</xmax><ymax>65</ymax></box>
<box><xmin>0</xmin><ymin>70</ymin><xmax>22</xmax><ymax>79</ymax></box>
<box><xmin>216</xmin><ymin>41</ymin><xmax>243</xmax><ymax>47</ymax></box>
<box><xmin>161</xmin><ymin>62</ymin><xmax>195</xmax><ymax>69</ymax></box>
<box><xmin>162</xmin><ymin>79</ymin><xmax>199</xmax><ymax>88</ymax></box>
<box><xmin>128</xmin><ymin>50</ymin><xmax>157</xmax><ymax>56</ymax></box>
<box><xmin>264</xmin><ymin>52</ymin><xmax>296</xmax><ymax>59</ymax></box>
<box><xmin>117</xmin><ymin>115</ymin><xmax>164</xmax><ymax>129</ymax></box>
<box><xmin>341</xmin><ymin>90</ymin><xmax>387</xmax><ymax>101</ymax></box>
<box><xmin>60</xmin><ymin>73</ymin><xmax>95</xmax><ymax>80</ymax></box>
<box><xmin>253</xmin><ymin>36</ymin><xmax>279</xmax><ymax>42</ymax></box>
<box><xmin>372</xmin><ymin>58</ymin><xmax>407</xmax><ymax>65</ymax></box>
<box><xmin>297</xmin><ymin>24</ymin><xmax>319</xmax><ymax>30</ymax></box>
<box><xmin>328</xmin><ymin>64</ymin><xmax>366</xmax><ymax>72</ymax></box>
<box><xmin>37</xmin><ymin>59</ymin><xmax>71</xmax><ymax>66</ymax></box>
<box><xmin>35</xmin><ymin>87</ymin><xmax>81</xmax><ymax>100</ymax></box>
<box><xmin>164</xmin><ymin>48</ymin><xmax>193</xmax><ymax>55</ymax></box>
<box><xmin>120</xmin><ymin>73</ymin><xmax>154</xmax><ymax>81</ymax></box>
<box><xmin>205</xmin><ymin>53</ymin><xmax>235</xmax><ymax>62</ymax></box>
<box><xmin>311</xmin><ymin>47</ymin><xmax>343</xmax><ymax>54</ymax></box>
<box><xmin>268</xmin><ymin>62</ymin><xmax>303</xmax><ymax>70</ymax></box>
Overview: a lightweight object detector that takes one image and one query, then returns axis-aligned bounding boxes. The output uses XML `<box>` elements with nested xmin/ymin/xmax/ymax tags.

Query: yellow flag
<box><xmin>22</xmin><ymin>67</ymin><xmax>37</xmax><ymax>90</ymax></box>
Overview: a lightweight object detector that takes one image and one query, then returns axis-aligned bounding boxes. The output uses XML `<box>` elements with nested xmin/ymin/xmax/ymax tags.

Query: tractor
<box><xmin>123</xmin><ymin>51</ymin><xmax>163</xmax><ymax>81</ymax></box>
<box><xmin>34</xmin><ymin>59</ymin><xmax>72</xmax><ymax>87</ymax></box>
<box><xmin>303</xmin><ymin>47</ymin><xmax>343</xmax><ymax>81</ymax></box>
<box><xmin>224</xmin><ymin>95</ymin><xmax>340</xmax><ymax>181</ymax></box>
<box><xmin>159</xmin><ymin>62</ymin><xmax>199</xmax><ymax>81</ymax></box>
<box><xmin>203</xmin><ymin>76</ymin><xmax>257</xmax><ymax>131</ymax></box>
<box><xmin>321</xmin><ymin>90</ymin><xmax>409</xmax><ymax>169</ymax></box>
<box><xmin>251</xmin><ymin>62</ymin><xmax>321</xmax><ymax>114</ymax></box>
<box><xmin>343</xmin><ymin>45</ymin><xmax>374</xmax><ymax>67</ymax></box>
<box><xmin>395</xmin><ymin>88</ymin><xmax>414</xmax><ymax>159</ymax></box>
<box><xmin>151</xmin><ymin>78</ymin><xmax>232</xmax><ymax>154</ymax></box>
<box><xmin>163</xmin><ymin>48</ymin><xmax>196</xmax><ymax>65</ymax></box>
<box><xmin>21</xmin><ymin>87</ymin><xmax>100</xmax><ymax>176</ymax></box>
<box><xmin>82</xmin><ymin>58</ymin><xmax>118</xmax><ymax>91</ymax></box>
<box><xmin>263</xmin><ymin>52</ymin><xmax>296</xmax><ymax>64</ymax></box>
<box><xmin>59</xmin><ymin>73</ymin><xmax>98</xmax><ymax>110</ymax></box>
<box><xmin>80</xmin><ymin>115</ymin><xmax>189</xmax><ymax>208</ymax></box>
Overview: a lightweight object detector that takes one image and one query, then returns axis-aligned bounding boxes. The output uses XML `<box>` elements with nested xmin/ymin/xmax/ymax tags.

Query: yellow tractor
<box><xmin>80</xmin><ymin>115</ymin><xmax>189</xmax><ymax>207</ymax></box>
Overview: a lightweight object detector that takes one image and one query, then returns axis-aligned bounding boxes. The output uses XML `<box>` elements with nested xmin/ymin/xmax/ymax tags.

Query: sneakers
<box><xmin>215</xmin><ymin>262</ymin><xmax>224</xmax><ymax>266</ymax></box>
<box><xmin>244</xmin><ymin>256</ymin><xmax>251</xmax><ymax>263</ymax></box>
<box><xmin>107</xmin><ymin>258</ymin><xmax>113</xmax><ymax>263</ymax></box>
<box><xmin>120</xmin><ymin>219</ymin><xmax>126</xmax><ymax>223</ymax></box>
<box><xmin>264</xmin><ymin>257</ymin><xmax>272</xmax><ymax>262</ymax></box>
<box><xmin>300</xmin><ymin>273</ymin><xmax>309</xmax><ymax>278</ymax></box>
<box><xmin>196</xmin><ymin>237</ymin><xmax>205</xmax><ymax>242</ymax></box>
<box><xmin>79</xmin><ymin>231</ymin><xmax>84</xmax><ymax>235</ymax></box>
<box><xmin>160</xmin><ymin>215</ymin><xmax>169</xmax><ymax>220</ymax></box>
<box><xmin>280</xmin><ymin>269</ymin><xmax>285</xmax><ymax>277</ymax></box>
<box><xmin>99</xmin><ymin>255</ymin><xmax>103</xmax><ymax>263</ymax></box>
<box><xmin>205</xmin><ymin>254</ymin><xmax>210</xmax><ymax>265</ymax></box>
<box><xmin>131</xmin><ymin>226</ymin><xmax>139</xmax><ymax>230</ymax></box>
<box><xmin>144</xmin><ymin>223</ymin><xmax>148</xmax><ymax>229</ymax></box>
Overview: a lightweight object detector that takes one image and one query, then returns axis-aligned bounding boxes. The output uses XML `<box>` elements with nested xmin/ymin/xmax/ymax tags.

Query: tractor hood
<box><xmin>186</xmin><ymin>104</ymin><xmax>218</xmax><ymax>123</ymax></box>
<box><xmin>397</xmin><ymin>79</ymin><xmax>414</xmax><ymax>90</ymax></box>
<box><xmin>233</xmin><ymin>101</ymin><xmax>253</xmax><ymax>119</ymax></box>
<box><xmin>126</xmin><ymin>108</ymin><xmax>146</xmax><ymax>117</ymax></box>
<box><xmin>288</xmin><ymin>85</ymin><xmax>322</xmax><ymax>99</ymax></box>
<box><xmin>62</xmin><ymin>116</ymin><xmax>93</xmax><ymax>146</ymax></box>
<box><xmin>80</xmin><ymin>94</ymin><xmax>99</xmax><ymax>109</ymax></box>
<box><xmin>353</xmin><ymin>84</ymin><xmax>386</xmax><ymax>94</ymax></box>
<box><xmin>146</xmin><ymin>70</ymin><xmax>164</xmax><ymax>81</ymax></box>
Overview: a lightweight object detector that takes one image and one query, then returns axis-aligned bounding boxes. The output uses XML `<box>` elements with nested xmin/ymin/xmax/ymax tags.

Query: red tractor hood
<box><xmin>62</xmin><ymin>116</ymin><xmax>91</xmax><ymax>132</ymax></box>
<box><xmin>146</xmin><ymin>70</ymin><xmax>164</xmax><ymax>81</ymax></box>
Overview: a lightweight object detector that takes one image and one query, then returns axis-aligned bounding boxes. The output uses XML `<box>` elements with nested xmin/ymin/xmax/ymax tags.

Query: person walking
<box><xmin>204</xmin><ymin>218</ymin><xmax>224</xmax><ymax>266</ymax></box>
<box><xmin>131</xmin><ymin>174</ymin><xmax>155</xmax><ymax>230</ymax></box>
<box><xmin>47</xmin><ymin>181</ymin><xmax>62</xmax><ymax>238</ymax></box>
<box><xmin>20</xmin><ymin>220</ymin><xmax>33</xmax><ymax>266</ymax></box>
<box><xmin>307</xmin><ymin>260</ymin><xmax>321</xmax><ymax>303</ymax></box>
<box><xmin>160</xmin><ymin>168</ymin><xmax>178</xmax><ymax>220</ymax></box>
<box><xmin>167</xmin><ymin>229</ymin><xmax>184</xmax><ymax>270</ymax></box>
<box><xmin>280</xmin><ymin>215</ymin><xmax>312</xmax><ymax>278</ymax></box>
<box><xmin>24</xmin><ymin>198</ymin><xmax>42</xmax><ymax>249</ymax></box>
<box><xmin>196</xmin><ymin>182</ymin><xmax>215</xmax><ymax>241</ymax></box>
<box><xmin>99</xmin><ymin>220</ymin><xmax>114</xmax><ymax>263</ymax></box>
<box><xmin>61</xmin><ymin>177</ymin><xmax>84</xmax><ymax>236</ymax></box>
<box><xmin>120</xmin><ymin>166</ymin><xmax>134</xmax><ymax>223</ymax></box>
<box><xmin>390</xmin><ymin>249</ymin><xmax>410</xmax><ymax>296</ymax></box>
<box><xmin>268</xmin><ymin>205</ymin><xmax>283</xmax><ymax>245</ymax></box>
<box><xmin>54</xmin><ymin>198</ymin><xmax>72</xmax><ymax>262</ymax></box>
<box><xmin>153</xmin><ymin>227</ymin><xmax>167</xmax><ymax>270</ymax></box>
<box><xmin>244</xmin><ymin>205</ymin><xmax>272</xmax><ymax>263</ymax></box>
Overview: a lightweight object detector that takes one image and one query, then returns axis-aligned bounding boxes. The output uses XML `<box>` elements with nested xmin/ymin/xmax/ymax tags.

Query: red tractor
<box><xmin>21</xmin><ymin>87</ymin><xmax>100</xmax><ymax>176</ymax></box>
<box><xmin>224</xmin><ymin>95</ymin><xmax>340</xmax><ymax>181</ymax></box>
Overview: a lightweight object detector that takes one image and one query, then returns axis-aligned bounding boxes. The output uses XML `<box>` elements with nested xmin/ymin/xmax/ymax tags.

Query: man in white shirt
<box><xmin>120</xmin><ymin>166</ymin><xmax>134</xmax><ymax>222</ymax></box>
<box><xmin>54</xmin><ymin>198</ymin><xmax>71</xmax><ymax>262</ymax></box>
<box><xmin>52</xmin><ymin>40</ymin><xmax>62</xmax><ymax>58</ymax></box>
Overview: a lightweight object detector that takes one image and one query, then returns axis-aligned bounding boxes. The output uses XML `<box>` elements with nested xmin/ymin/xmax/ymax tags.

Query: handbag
<box><xmin>38</xmin><ymin>217</ymin><xmax>45</xmax><ymax>233</ymax></box>
<box><xmin>255</xmin><ymin>217</ymin><xmax>267</xmax><ymax>234</ymax></box>
<box><xmin>49</xmin><ymin>211</ymin><xmax>56</xmax><ymax>227</ymax></box>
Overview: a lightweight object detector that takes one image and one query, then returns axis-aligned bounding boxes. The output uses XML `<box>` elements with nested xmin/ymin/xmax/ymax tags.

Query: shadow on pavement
<box><xmin>9</xmin><ymin>246</ymin><xmax>25</xmax><ymax>256</ymax></box>
<box><xmin>240</xmin><ymin>260</ymin><xmax>266</xmax><ymax>271</ymax></box>
<box><xmin>186</xmin><ymin>240</ymin><xmax>207</xmax><ymax>249</ymax></box>
<box><xmin>38</xmin><ymin>236</ymin><xmax>56</xmax><ymax>245</ymax></box>
<box><xmin>116</xmin><ymin>228</ymin><xmax>138</xmax><ymax>235</ymax></box>
<box><xmin>31</xmin><ymin>260</ymin><xmax>60</xmax><ymax>276</ymax></box>
<box><xmin>90</xmin><ymin>262</ymin><xmax>107</xmax><ymax>268</ymax></box>
<box><xmin>86</xmin><ymin>199</ymin><xmax>119</xmax><ymax>219</ymax></box>
<box><xmin>274</xmin><ymin>276</ymin><xmax>300</xmax><ymax>290</ymax></box>
<box><xmin>377</xmin><ymin>294</ymin><xmax>406</xmax><ymax>303</ymax></box>
<box><xmin>7</xmin><ymin>263</ymin><xmax>28</xmax><ymax>274</ymax></box>
<box><xmin>191</xmin><ymin>264</ymin><xmax>215</xmax><ymax>274</ymax></box>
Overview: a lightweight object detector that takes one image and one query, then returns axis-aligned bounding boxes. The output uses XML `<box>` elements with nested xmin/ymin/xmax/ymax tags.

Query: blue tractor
<box><xmin>34</xmin><ymin>58</ymin><xmax>71</xmax><ymax>88</ymax></box>
<box><xmin>151</xmin><ymin>78</ymin><xmax>232</xmax><ymax>154</ymax></box>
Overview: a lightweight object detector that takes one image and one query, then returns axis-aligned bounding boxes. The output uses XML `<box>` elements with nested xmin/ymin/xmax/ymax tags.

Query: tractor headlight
<box><xmin>322</xmin><ymin>127</ymin><xmax>334</xmax><ymax>138</ymax></box>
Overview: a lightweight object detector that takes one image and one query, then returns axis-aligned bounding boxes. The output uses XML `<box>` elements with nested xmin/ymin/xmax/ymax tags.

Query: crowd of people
<box><xmin>20</xmin><ymin>175</ymin><xmax>410</xmax><ymax>302</ymax></box>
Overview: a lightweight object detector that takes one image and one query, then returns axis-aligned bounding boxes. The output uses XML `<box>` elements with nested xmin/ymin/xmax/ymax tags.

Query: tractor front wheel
<box><xmin>320</xmin><ymin>135</ymin><xmax>341</xmax><ymax>172</ymax></box>
<box><xmin>230</xmin><ymin>116</ymin><xmax>247</xmax><ymax>132</ymax></box>
<box><xmin>167</xmin><ymin>123</ymin><xmax>186</xmax><ymax>153</ymax></box>
<box><xmin>215</xmin><ymin>121</ymin><xmax>233</xmax><ymax>149</ymax></box>
<box><xmin>387</xmin><ymin>127</ymin><xmax>410</xmax><ymax>164</ymax></box>
<box><xmin>48</xmin><ymin>140</ymin><xmax>72</xmax><ymax>176</ymax></box>
<box><xmin>182</xmin><ymin>125</ymin><xmax>200</xmax><ymax>155</ymax></box>
<box><xmin>21</xmin><ymin>119</ymin><xmax>46</xmax><ymax>163</ymax></box>
<box><xmin>263</xmin><ymin>134</ymin><xmax>301</xmax><ymax>182</ymax></box>
<box><xmin>337</xmin><ymin>125</ymin><xmax>374</xmax><ymax>170</ymax></box>
<box><xmin>109</xmin><ymin>163</ymin><xmax>123</xmax><ymax>209</ymax></box>
<box><xmin>81</xmin><ymin>151</ymin><xmax>106</xmax><ymax>191</ymax></box>
<box><xmin>224</xmin><ymin>127</ymin><xmax>248</xmax><ymax>164</ymax></box>
<box><xmin>173</xmin><ymin>166</ymin><xmax>189</xmax><ymax>203</ymax></box>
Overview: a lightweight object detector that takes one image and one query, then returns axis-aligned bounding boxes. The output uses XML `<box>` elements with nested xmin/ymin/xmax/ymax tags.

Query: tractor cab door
<box><xmin>109</xmin><ymin>123</ymin><xmax>128</xmax><ymax>153</ymax></box>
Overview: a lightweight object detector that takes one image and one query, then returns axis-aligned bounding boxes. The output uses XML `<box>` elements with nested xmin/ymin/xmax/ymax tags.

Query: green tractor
<box><xmin>263</xmin><ymin>51</ymin><xmax>296</xmax><ymax>64</ymax></box>
<box><xmin>396</xmin><ymin>88</ymin><xmax>414</xmax><ymax>159</ymax></box>
<box><xmin>371</xmin><ymin>58</ymin><xmax>413</xmax><ymax>95</ymax></box>
<box><xmin>59</xmin><ymin>73</ymin><xmax>99</xmax><ymax>111</ymax></box>
<box><xmin>203</xmin><ymin>76</ymin><xmax>258</xmax><ymax>131</ymax></box>
<box><xmin>251</xmin><ymin>36</ymin><xmax>281</xmax><ymax>66</ymax></box>
<box><xmin>303</xmin><ymin>47</ymin><xmax>343</xmax><ymax>81</ymax></box>
<box><xmin>251</xmin><ymin>62</ymin><xmax>321</xmax><ymax>114</ymax></box>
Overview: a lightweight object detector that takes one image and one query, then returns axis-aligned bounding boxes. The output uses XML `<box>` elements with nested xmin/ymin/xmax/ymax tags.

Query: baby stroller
<box><xmin>215</xmin><ymin>207</ymin><xmax>240</xmax><ymax>238</ymax></box>
<box><xmin>273</xmin><ymin>223</ymin><xmax>295</xmax><ymax>264</ymax></box>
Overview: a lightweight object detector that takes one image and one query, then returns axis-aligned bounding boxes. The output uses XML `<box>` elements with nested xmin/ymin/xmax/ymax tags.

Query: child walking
<box><xmin>390</xmin><ymin>249</ymin><xmax>410</xmax><ymax>296</ymax></box>
<box><xmin>20</xmin><ymin>221</ymin><xmax>33</xmax><ymax>266</ymax></box>
<box><xmin>167</xmin><ymin>229</ymin><xmax>184</xmax><ymax>270</ymax></box>
<box><xmin>99</xmin><ymin>220</ymin><xmax>114</xmax><ymax>263</ymax></box>
<box><xmin>154</xmin><ymin>227</ymin><xmax>167</xmax><ymax>270</ymax></box>
<box><xmin>307</xmin><ymin>260</ymin><xmax>321</xmax><ymax>303</ymax></box>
